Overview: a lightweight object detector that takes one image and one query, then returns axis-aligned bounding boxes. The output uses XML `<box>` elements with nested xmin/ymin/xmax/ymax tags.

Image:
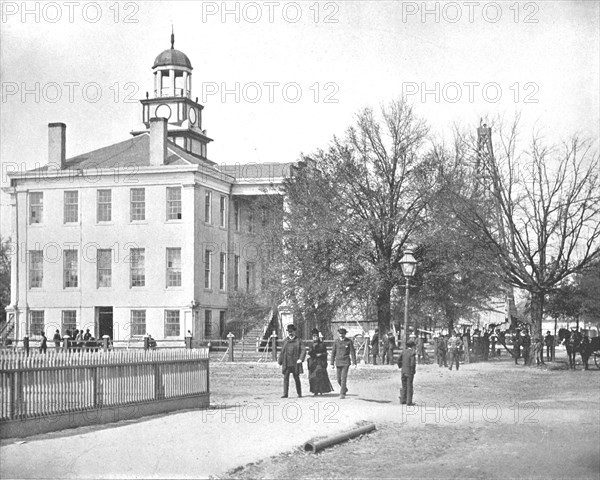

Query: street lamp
<box><xmin>400</xmin><ymin>248</ymin><xmax>417</xmax><ymax>349</ymax></box>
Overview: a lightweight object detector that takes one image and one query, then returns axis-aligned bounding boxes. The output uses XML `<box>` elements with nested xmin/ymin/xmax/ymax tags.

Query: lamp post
<box><xmin>400</xmin><ymin>248</ymin><xmax>417</xmax><ymax>349</ymax></box>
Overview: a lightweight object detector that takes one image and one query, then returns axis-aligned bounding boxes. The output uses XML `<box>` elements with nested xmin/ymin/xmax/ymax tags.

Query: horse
<box><xmin>559</xmin><ymin>328</ymin><xmax>596</xmax><ymax>370</ymax></box>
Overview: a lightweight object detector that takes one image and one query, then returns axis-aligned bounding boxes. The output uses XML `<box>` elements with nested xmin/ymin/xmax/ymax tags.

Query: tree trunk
<box><xmin>377</xmin><ymin>286</ymin><xmax>392</xmax><ymax>334</ymax></box>
<box><xmin>530</xmin><ymin>291</ymin><xmax>544</xmax><ymax>339</ymax></box>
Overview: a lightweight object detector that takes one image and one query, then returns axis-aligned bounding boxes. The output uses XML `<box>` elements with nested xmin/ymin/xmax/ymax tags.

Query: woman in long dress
<box><xmin>307</xmin><ymin>328</ymin><xmax>333</xmax><ymax>396</ymax></box>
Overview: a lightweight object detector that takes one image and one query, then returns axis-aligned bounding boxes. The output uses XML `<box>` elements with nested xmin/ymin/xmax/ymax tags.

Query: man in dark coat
<box><xmin>52</xmin><ymin>329</ymin><xmax>62</xmax><ymax>349</ymax></box>
<box><xmin>370</xmin><ymin>328</ymin><xmax>380</xmax><ymax>365</ymax></box>
<box><xmin>544</xmin><ymin>331</ymin><xmax>554</xmax><ymax>362</ymax></box>
<box><xmin>331</xmin><ymin>328</ymin><xmax>357</xmax><ymax>399</ymax></box>
<box><xmin>385</xmin><ymin>332</ymin><xmax>397</xmax><ymax>365</ymax></box>
<box><xmin>39</xmin><ymin>331</ymin><xmax>47</xmax><ymax>354</ymax></box>
<box><xmin>277</xmin><ymin>324</ymin><xmax>306</xmax><ymax>398</ymax></box>
<box><xmin>397</xmin><ymin>340</ymin><xmax>417</xmax><ymax>405</ymax></box>
<box><xmin>437</xmin><ymin>335</ymin><xmax>448</xmax><ymax>367</ymax></box>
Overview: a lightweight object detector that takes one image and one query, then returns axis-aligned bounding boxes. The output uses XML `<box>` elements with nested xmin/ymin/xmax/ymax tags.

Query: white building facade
<box><xmin>3</xmin><ymin>37</ymin><xmax>290</xmax><ymax>343</ymax></box>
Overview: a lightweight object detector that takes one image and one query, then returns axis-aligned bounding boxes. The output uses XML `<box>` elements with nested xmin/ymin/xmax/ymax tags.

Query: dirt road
<box><xmin>1</xmin><ymin>351</ymin><xmax>598</xmax><ymax>479</ymax></box>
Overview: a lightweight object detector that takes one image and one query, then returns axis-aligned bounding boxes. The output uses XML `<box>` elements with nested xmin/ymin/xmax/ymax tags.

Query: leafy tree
<box><xmin>283</xmin><ymin>100</ymin><xmax>432</xmax><ymax>334</ymax></box>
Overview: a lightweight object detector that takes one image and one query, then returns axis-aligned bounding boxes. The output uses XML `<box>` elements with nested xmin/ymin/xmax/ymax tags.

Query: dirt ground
<box><xmin>1</xmin><ymin>347</ymin><xmax>598</xmax><ymax>479</ymax></box>
<box><xmin>212</xmin><ymin>348</ymin><xmax>600</xmax><ymax>480</ymax></box>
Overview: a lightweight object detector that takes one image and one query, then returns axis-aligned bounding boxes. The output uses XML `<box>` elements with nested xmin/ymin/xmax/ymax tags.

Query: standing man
<box><xmin>331</xmin><ymin>328</ymin><xmax>357</xmax><ymax>399</ymax></box>
<box><xmin>544</xmin><ymin>331</ymin><xmax>554</xmax><ymax>362</ymax></box>
<box><xmin>447</xmin><ymin>332</ymin><xmax>463</xmax><ymax>371</ymax></box>
<box><xmin>513</xmin><ymin>330</ymin><xmax>522</xmax><ymax>365</ymax></box>
<box><xmin>370</xmin><ymin>328</ymin><xmax>380</xmax><ymax>365</ymax></box>
<box><xmin>52</xmin><ymin>329</ymin><xmax>62</xmax><ymax>349</ymax></box>
<box><xmin>438</xmin><ymin>334</ymin><xmax>448</xmax><ymax>367</ymax></box>
<box><xmin>39</xmin><ymin>331</ymin><xmax>47</xmax><ymax>354</ymax></box>
<box><xmin>386</xmin><ymin>332</ymin><xmax>397</xmax><ymax>365</ymax></box>
<box><xmin>482</xmin><ymin>329</ymin><xmax>490</xmax><ymax>361</ymax></box>
<box><xmin>397</xmin><ymin>340</ymin><xmax>417</xmax><ymax>405</ymax></box>
<box><xmin>278</xmin><ymin>324</ymin><xmax>305</xmax><ymax>398</ymax></box>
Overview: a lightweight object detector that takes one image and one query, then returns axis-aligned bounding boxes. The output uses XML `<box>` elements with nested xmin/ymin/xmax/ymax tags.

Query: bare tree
<box><xmin>451</xmin><ymin>119</ymin><xmax>600</xmax><ymax>338</ymax></box>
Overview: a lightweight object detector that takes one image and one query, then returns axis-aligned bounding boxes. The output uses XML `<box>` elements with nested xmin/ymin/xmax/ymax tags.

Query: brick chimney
<box><xmin>149</xmin><ymin>117</ymin><xmax>168</xmax><ymax>166</ymax></box>
<box><xmin>48</xmin><ymin>123</ymin><xmax>66</xmax><ymax>168</ymax></box>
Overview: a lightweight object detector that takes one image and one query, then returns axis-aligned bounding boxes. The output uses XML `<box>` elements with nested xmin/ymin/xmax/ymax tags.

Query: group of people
<box><xmin>33</xmin><ymin>329</ymin><xmax>98</xmax><ymax>354</ymax></box>
<box><xmin>432</xmin><ymin>332</ymin><xmax>465</xmax><ymax>370</ymax></box>
<box><xmin>511</xmin><ymin>329</ymin><xmax>558</xmax><ymax>366</ymax></box>
<box><xmin>277</xmin><ymin>325</ymin><xmax>357</xmax><ymax>399</ymax></box>
<box><xmin>277</xmin><ymin>324</ymin><xmax>421</xmax><ymax>405</ymax></box>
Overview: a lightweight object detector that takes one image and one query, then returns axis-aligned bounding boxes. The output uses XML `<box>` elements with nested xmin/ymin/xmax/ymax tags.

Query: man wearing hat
<box><xmin>370</xmin><ymin>328</ymin><xmax>380</xmax><ymax>365</ymax></box>
<box><xmin>397</xmin><ymin>340</ymin><xmax>417</xmax><ymax>405</ymax></box>
<box><xmin>277</xmin><ymin>324</ymin><xmax>306</xmax><ymax>398</ymax></box>
<box><xmin>331</xmin><ymin>328</ymin><xmax>357</xmax><ymax>399</ymax></box>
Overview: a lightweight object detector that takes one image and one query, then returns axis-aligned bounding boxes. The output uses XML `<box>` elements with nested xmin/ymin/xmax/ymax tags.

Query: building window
<box><xmin>219</xmin><ymin>311</ymin><xmax>226</xmax><ymax>338</ymax></box>
<box><xmin>220</xmin><ymin>195</ymin><xmax>226</xmax><ymax>228</ymax></box>
<box><xmin>234</xmin><ymin>200</ymin><xmax>240</xmax><ymax>231</ymax></box>
<box><xmin>29</xmin><ymin>310</ymin><xmax>45</xmax><ymax>337</ymax></box>
<box><xmin>29</xmin><ymin>250</ymin><xmax>43</xmax><ymax>288</ymax></box>
<box><xmin>204</xmin><ymin>310</ymin><xmax>212</xmax><ymax>339</ymax></box>
<box><xmin>130</xmin><ymin>248</ymin><xmax>145</xmax><ymax>287</ymax></box>
<box><xmin>204</xmin><ymin>191</ymin><xmax>212</xmax><ymax>223</ymax></box>
<box><xmin>97</xmin><ymin>189</ymin><xmax>112</xmax><ymax>222</ymax></box>
<box><xmin>29</xmin><ymin>192</ymin><xmax>43</xmax><ymax>224</ymax></box>
<box><xmin>62</xmin><ymin>310</ymin><xmax>77</xmax><ymax>336</ymax></box>
<box><xmin>97</xmin><ymin>249</ymin><xmax>112</xmax><ymax>288</ymax></box>
<box><xmin>166</xmin><ymin>187</ymin><xmax>182</xmax><ymax>220</ymax></box>
<box><xmin>64</xmin><ymin>191</ymin><xmax>78</xmax><ymax>223</ymax></box>
<box><xmin>204</xmin><ymin>249</ymin><xmax>212</xmax><ymax>289</ymax></box>
<box><xmin>166</xmin><ymin>248</ymin><xmax>182</xmax><ymax>287</ymax></box>
<box><xmin>246</xmin><ymin>262</ymin><xmax>255</xmax><ymax>292</ymax></box>
<box><xmin>63</xmin><ymin>250</ymin><xmax>78</xmax><ymax>288</ymax></box>
<box><xmin>234</xmin><ymin>255</ymin><xmax>240</xmax><ymax>291</ymax></box>
<box><xmin>130</xmin><ymin>188</ymin><xmax>146</xmax><ymax>221</ymax></box>
<box><xmin>219</xmin><ymin>252</ymin><xmax>226</xmax><ymax>290</ymax></box>
<box><xmin>165</xmin><ymin>310</ymin><xmax>180</xmax><ymax>337</ymax></box>
<box><xmin>248</xmin><ymin>210</ymin><xmax>254</xmax><ymax>233</ymax></box>
<box><xmin>130</xmin><ymin>310</ymin><xmax>146</xmax><ymax>336</ymax></box>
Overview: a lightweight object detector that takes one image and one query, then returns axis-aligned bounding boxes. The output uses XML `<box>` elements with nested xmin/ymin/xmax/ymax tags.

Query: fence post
<box><xmin>23</xmin><ymin>336</ymin><xmax>29</xmax><ymax>356</ymax></box>
<box><xmin>63</xmin><ymin>335</ymin><xmax>70</xmax><ymax>352</ymax></box>
<box><xmin>154</xmin><ymin>364</ymin><xmax>164</xmax><ymax>400</ymax></box>
<box><xmin>9</xmin><ymin>372</ymin><xmax>17</xmax><ymax>419</ymax></box>
<box><xmin>102</xmin><ymin>335</ymin><xmax>110</xmax><ymax>352</ymax></box>
<box><xmin>185</xmin><ymin>331</ymin><xmax>193</xmax><ymax>349</ymax></box>
<box><xmin>227</xmin><ymin>332</ymin><xmax>235</xmax><ymax>362</ymax></box>
<box><xmin>271</xmin><ymin>331</ymin><xmax>278</xmax><ymax>361</ymax></box>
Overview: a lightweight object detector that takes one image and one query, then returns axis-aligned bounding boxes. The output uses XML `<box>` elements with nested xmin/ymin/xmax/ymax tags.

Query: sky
<box><xmin>1</xmin><ymin>0</ymin><xmax>599</xmax><ymax>234</ymax></box>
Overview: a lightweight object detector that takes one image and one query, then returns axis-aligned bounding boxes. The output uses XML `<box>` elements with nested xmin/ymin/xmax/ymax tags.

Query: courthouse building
<box><xmin>3</xmin><ymin>36</ymin><xmax>290</xmax><ymax>343</ymax></box>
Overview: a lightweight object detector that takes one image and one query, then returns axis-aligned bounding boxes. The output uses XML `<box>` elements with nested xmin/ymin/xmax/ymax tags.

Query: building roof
<box><xmin>153</xmin><ymin>48</ymin><xmax>192</xmax><ymax>70</ymax></box>
<box><xmin>25</xmin><ymin>134</ymin><xmax>217</xmax><ymax>173</ymax></box>
<box><xmin>218</xmin><ymin>162</ymin><xmax>294</xmax><ymax>181</ymax></box>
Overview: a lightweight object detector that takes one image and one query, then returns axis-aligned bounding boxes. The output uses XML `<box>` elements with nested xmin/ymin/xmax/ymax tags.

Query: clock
<box><xmin>189</xmin><ymin>107</ymin><xmax>197</xmax><ymax>125</ymax></box>
<box><xmin>155</xmin><ymin>104</ymin><xmax>171</xmax><ymax>120</ymax></box>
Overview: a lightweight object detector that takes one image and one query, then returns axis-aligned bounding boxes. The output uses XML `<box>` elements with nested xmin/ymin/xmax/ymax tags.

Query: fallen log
<box><xmin>303</xmin><ymin>424</ymin><xmax>376</xmax><ymax>453</ymax></box>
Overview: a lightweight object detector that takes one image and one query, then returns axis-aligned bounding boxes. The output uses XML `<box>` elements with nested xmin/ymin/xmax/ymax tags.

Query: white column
<box><xmin>170</xmin><ymin>69</ymin><xmax>176</xmax><ymax>97</ymax></box>
<box><xmin>182</xmin><ymin>72</ymin><xmax>188</xmax><ymax>97</ymax></box>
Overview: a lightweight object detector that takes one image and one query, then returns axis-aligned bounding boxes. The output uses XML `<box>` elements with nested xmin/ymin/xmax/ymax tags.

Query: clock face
<box><xmin>189</xmin><ymin>107</ymin><xmax>197</xmax><ymax>125</ymax></box>
<box><xmin>155</xmin><ymin>104</ymin><xmax>172</xmax><ymax>120</ymax></box>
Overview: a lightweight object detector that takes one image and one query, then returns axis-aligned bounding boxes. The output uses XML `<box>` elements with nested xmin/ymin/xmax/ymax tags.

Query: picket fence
<box><xmin>0</xmin><ymin>348</ymin><xmax>209</xmax><ymax>423</ymax></box>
